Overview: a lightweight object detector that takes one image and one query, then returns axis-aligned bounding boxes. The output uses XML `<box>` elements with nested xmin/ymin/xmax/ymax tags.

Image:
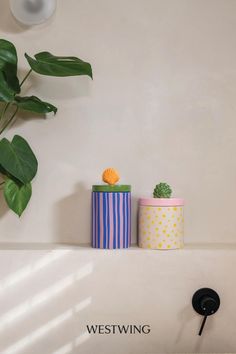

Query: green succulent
<box><xmin>153</xmin><ymin>182</ymin><xmax>172</xmax><ymax>198</ymax></box>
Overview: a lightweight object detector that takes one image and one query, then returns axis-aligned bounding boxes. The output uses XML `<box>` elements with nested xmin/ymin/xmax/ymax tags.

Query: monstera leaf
<box><xmin>4</xmin><ymin>178</ymin><xmax>32</xmax><ymax>216</ymax></box>
<box><xmin>15</xmin><ymin>96</ymin><xmax>57</xmax><ymax>114</ymax></box>
<box><xmin>25</xmin><ymin>51</ymin><xmax>93</xmax><ymax>78</ymax></box>
<box><xmin>0</xmin><ymin>39</ymin><xmax>20</xmax><ymax>101</ymax></box>
<box><xmin>0</xmin><ymin>72</ymin><xmax>16</xmax><ymax>102</ymax></box>
<box><xmin>0</xmin><ymin>135</ymin><xmax>38</xmax><ymax>184</ymax></box>
<box><xmin>0</xmin><ymin>39</ymin><xmax>93</xmax><ymax>216</ymax></box>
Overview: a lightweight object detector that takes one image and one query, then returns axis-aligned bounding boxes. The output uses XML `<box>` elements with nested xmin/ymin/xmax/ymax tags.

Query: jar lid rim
<box><xmin>139</xmin><ymin>198</ymin><xmax>184</xmax><ymax>206</ymax></box>
<box><xmin>92</xmin><ymin>185</ymin><xmax>131</xmax><ymax>192</ymax></box>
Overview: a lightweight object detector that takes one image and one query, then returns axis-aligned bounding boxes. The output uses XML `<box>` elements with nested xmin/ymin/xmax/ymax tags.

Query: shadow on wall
<box><xmin>0</xmin><ymin>189</ymin><xmax>9</xmax><ymax>219</ymax></box>
<box><xmin>176</xmin><ymin>304</ymin><xmax>202</xmax><ymax>351</ymax></box>
<box><xmin>132</xmin><ymin>194</ymin><xmax>138</xmax><ymax>245</ymax></box>
<box><xmin>176</xmin><ymin>298</ymin><xmax>222</xmax><ymax>353</ymax></box>
<box><xmin>53</xmin><ymin>182</ymin><xmax>91</xmax><ymax>244</ymax></box>
<box><xmin>0</xmin><ymin>0</ymin><xmax>27</xmax><ymax>33</ymax></box>
<box><xmin>54</xmin><ymin>188</ymin><xmax>139</xmax><ymax>246</ymax></box>
<box><xmin>0</xmin><ymin>249</ymin><xmax>93</xmax><ymax>353</ymax></box>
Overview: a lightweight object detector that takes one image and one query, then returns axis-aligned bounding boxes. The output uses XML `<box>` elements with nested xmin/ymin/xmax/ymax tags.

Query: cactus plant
<box><xmin>153</xmin><ymin>182</ymin><xmax>172</xmax><ymax>198</ymax></box>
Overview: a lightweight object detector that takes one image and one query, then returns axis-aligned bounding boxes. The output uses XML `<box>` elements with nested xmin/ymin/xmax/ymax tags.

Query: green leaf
<box><xmin>4</xmin><ymin>178</ymin><xmax>32</xmax><ymax>216</ymax></box>
<box><xmin>0</xmin><ymin>39</ymin><xmax>18</xmax><ymax>68</ymax></box>
<box><xmin>25</xmin><ymin>51</ymin><xmax>93</xmax><ymax>78</ymax></box>
<box><xmin>0</xmin><ymin>39</ymin><xmax>20</xmax><ymax>99</ymax></box>
<box><xmin>0</xmin><ymin>72</ymin><xmax>16</xmax><ymax>101</ymax></box>
<box><xmin>0</xmin><ymin>164</ymin><xmax>7</xmax><ymax>175</ymax></box>
<box><xmin>15</xmin><ymin>96</ymin><xmax>57</xmax><ymax>114</ymax></box>
<box><xmin>0</xmin><ymin>135</ymin><xmax>38</xmax><ymax>184</ymax></box>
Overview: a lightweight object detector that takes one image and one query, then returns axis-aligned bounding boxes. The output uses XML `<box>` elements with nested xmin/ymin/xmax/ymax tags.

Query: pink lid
<box><xmin>139</xmin><ymin>198</ymin><xmax>184</xmax><ymax>207</ymax></box>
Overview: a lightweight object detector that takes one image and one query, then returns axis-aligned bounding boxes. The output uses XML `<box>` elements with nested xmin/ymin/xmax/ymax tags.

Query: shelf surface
<box><xmin>0</xmin><ymin>242</ymin><xmax>235</xmax><ymax>250</ymax></box>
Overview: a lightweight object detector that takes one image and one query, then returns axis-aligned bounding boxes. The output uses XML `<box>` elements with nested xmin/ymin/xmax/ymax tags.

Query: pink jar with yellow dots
<box><xmin>138</xmin><ymin>198</ymin><xmax>184</xmax><ymax>250</ymax></box>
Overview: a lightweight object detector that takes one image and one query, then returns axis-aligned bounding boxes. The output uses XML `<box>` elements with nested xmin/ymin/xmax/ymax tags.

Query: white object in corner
<box><xmin>10</xmin><ymin>0</ymin><xmax>57</xmax><ymax>26</ymax></box>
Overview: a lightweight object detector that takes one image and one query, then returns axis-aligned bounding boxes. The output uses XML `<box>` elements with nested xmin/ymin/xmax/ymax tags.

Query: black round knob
<box><xmin>192</xmin><ymin>288</ymin><xmax>220</xmax><ymax>316</ymax></box>
<box><xmin>200</xmin><ymin>296</ymin><xmax>218</xmax><ymax>315</ymax></box>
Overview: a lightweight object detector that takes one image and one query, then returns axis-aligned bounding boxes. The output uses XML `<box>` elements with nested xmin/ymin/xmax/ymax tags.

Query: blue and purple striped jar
<box><xmin>92</xmin><ymin>185</ymin><xmax>131</xmax><ymax>249</ymax></box>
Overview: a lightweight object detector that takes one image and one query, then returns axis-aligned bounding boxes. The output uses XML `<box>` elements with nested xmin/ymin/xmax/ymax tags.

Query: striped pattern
<box><xmin>92</xmin><ymin>192</ymin><xmax>131</xmax><ymax>249</ymax></box>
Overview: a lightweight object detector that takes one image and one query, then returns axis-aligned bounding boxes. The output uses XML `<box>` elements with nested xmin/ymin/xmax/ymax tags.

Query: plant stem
<box><xmin>0</xmin><ymin>105</ymin><xmax>5</xmax><ymax>121</ymax></box>
<box><xmin>20</xmin><ymin>69</ymin><xmax>32</xmax><ymax>87</ymax></box>
<box><xmin>0</xmin><ymin>102</ymin><xmax>11</xmax><ymax>122</ymax></box>
<box><xmin>0</xmin><ymin>105</ymin><xmax>19</xmax><ymax>135</ymax></box>
<box><xmin>0</xmin><ymin>70</ymin><xmax>32</xmax><ymax>135</ymax></box>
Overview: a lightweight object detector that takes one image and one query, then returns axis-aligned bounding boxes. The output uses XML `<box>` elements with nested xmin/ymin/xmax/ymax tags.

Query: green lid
<box><xmin>92</xmin><ymin>185</ymin><xmax>131</xmax><ymax>192</ymax></box>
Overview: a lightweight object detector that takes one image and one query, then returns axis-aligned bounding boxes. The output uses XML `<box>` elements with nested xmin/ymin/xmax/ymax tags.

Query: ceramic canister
<box><xmin>92</xmin><ymin>185</ymin><xmax>131</xmax><ymax>249</ymax></box>
<box><xmin>138</xmin><ymin>198</ymin><xmax>184</xmax><ymax>250</ymax></box>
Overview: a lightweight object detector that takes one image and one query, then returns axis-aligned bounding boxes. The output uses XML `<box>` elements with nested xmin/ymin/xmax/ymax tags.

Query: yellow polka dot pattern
<box><xmin>138</xmin><ymin>206</ymin><xmax>184</xmax><ymax>250</ymax></box>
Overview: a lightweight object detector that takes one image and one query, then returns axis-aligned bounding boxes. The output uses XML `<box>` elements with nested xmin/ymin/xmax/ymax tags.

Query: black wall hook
<box><xmin>192</xmin><ymin>288</ymin><xmax>220</xmax><ymax>336</ymax></box>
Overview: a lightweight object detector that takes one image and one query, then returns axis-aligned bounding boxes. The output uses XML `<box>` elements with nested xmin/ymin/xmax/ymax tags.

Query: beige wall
<box><xmin>0</xmin><ymin>0</ymin><xmax>236</xmax><ymax>244</ymax></box>
<box><xmin>0</xmin><ymin>247</ymin><xmax>235</xmax><ymax>353</ymax></box>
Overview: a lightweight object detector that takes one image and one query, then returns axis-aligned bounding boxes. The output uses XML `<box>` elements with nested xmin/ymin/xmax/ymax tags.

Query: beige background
<box><xmin>0</xmin><ymin>3</ymin><xmax>235</xmax><ymax>353</ymax></box>
<box><xmin>0</xmin><ymin>0</ymin><xmax>236</xmax><ymax>244</ymax></box>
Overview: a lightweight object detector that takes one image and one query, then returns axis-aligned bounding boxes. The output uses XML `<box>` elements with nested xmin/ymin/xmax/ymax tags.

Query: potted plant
<box><xmin>138</xmin><ymin>183</ymin><xmax>184</xmax><ymax>250</ymax></box>
<box><xmin>0</xmin><ymin>39</ymin><xmax>92</xmax><ymax>216</ymax></box>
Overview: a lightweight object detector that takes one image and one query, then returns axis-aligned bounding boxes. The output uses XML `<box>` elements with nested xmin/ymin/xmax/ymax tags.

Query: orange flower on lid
<box><xmin>102</xmin><ymin>168</ymin><xmax>120</xmax><ymax>185</ymax></box>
